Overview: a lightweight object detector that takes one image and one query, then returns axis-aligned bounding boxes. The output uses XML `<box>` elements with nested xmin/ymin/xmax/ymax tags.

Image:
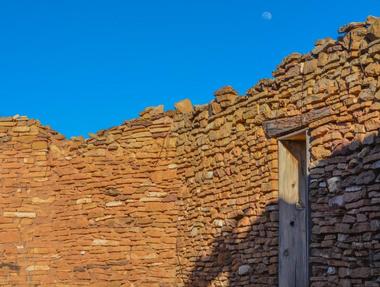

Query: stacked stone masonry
<box><xmin>0</xmin><ymin>16</ymin><xmax>380</xmax><ymax>286</ymax></box>
<box><xmin>0</xmin><ymin>113</ymin><xmax>180</xmax><ymax>286</ymax></box>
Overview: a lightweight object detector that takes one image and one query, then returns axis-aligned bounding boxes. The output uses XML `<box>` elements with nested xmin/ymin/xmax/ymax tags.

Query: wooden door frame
<box><xmin>278</xmin><ymin>128</ymin><xmax>310</xmax><ymax>287</ymax></box>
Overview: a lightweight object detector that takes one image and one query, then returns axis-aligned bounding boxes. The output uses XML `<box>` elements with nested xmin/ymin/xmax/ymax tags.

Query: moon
<box><xmin>262</xmin><ymin>11</ymin><xmax>273</xmax><ymax>21</ymax></box>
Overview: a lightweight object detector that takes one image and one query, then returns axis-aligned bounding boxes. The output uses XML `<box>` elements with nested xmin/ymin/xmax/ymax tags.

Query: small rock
<box><xmin>328</xmin><ymin>195</ymin><xmax>345</xmax><ymax>208</ymax></box>
<box><xmin>214</xmin><ymin>86</ymin><xmax>237</xmax><ymax>107</ymax></box>
<box><xmin>140</xmin><ymin>105</ymin><xmax>164</xmax><ymax>119</ymax></box>
<box><xmin>104</xmin><ymin>188</ymin><xmax>121</xmax><ymax>196</ymax></box>
<box><xmin>205</xmin><ymin>171</ymin><xmax>214</xmax><ymax>179</ymax></box>
<box><xmin>3</xmin><ymin>211</ymin><xmax>36</xmax><ymax>218</ymax></box>
<box><xmin>175</xmin><ymin>98</ymin><xmax>193</xmax><ymax>113</ymax></box>
<box><xmin>359</xmin><ymin>89</ymin><xmax>374</xmax><ymax>101</ymax></box>
<box><xmin>356</xmin><ymin>170</ymin><xmax>376</xmax><ymax>185</ymax></box>
<box><xmin>26</xmin><ymin>265</ymin><xmax>50</xmax><ymax>272</ymax></box>
<box><xmin>312</xmin><ymin>38</ymin><xmax>336</xmax><ymax>55</ymax></box>
<box><xmin>319</xmin><ymin>181</ymin><xmax>327</xmax><ymax>188</ymax></box>
<box><xmin>213</xmin><ymin>219</ymin><xmax>224</xmax><ymax>227</ymax></box>
<box><xmin>238</xmin><ymin>264</ymin><xmax>251</xmax><ymax>276</ymax></box>
<box><xmin>302</xmin><ymin>59</ymin><xmax>318</xmax><ymax>74</ymax></box>
<box><xmin>105</xmin><ymin>201</ymin><xmax>123</xmax><ymax>207</ymax></box>
<box><xmin>368</xmin><ymin>17</ymin><xmax>380</xmax><ymax>40</ymax></box>
<box><xmin>338</xmin><ymin>21</ymin><xmax>366</xmax><ymax>33</ymax></box>
<box><xmin>327</xmin><ymin>266</ymin><xmax>336</xmax><ymax>275</ymax></box>
<box><xmin>372</xmin><ymin>160</ymin><xmax>380</xmax><ymax>169</ymax></box>
<box><xmin>327</xmin><ymin>177</ymin><xmax>341</xmax><ymax>193</ymax></box>
<box><xmin>76</xmin><ymin>198</ymin><xmax>92</xmax><ymax>205</ymax></box>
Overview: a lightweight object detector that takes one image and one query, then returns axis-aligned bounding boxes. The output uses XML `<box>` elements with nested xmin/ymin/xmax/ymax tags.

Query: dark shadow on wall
<box><xmin>183</xmin><ymin>130</ymin><xmax>380</xmax><ymax>287</ymax></box>
<box><xmin>183</xmin><ymin>204</ymin><xmax>278</xmax><ymax>287</ymax></box>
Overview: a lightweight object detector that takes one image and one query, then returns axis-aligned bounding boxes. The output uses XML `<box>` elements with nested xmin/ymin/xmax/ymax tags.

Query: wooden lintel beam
<box><xmin>262</xmin><ymin>107</ymin><xmax>332</xmax><ymax>138</ymax></box>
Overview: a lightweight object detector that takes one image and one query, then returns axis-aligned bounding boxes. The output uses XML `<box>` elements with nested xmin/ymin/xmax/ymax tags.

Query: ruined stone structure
<box><xmin>0</xmin><ymin>16</ymin><xmax>379</xmax><ymax>286</ymax></box>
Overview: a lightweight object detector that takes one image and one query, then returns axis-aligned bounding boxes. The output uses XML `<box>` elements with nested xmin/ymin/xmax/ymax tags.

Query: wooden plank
<box><xmin>279</xmin><ymin>138</ymin><xmax>308</xmax><ymax>287</ymax></box>
<box><xmin>263</xmin><ymin>115</ymin><xmax>302</xmax><ymax>138</ymax></box>
<box><xmin>263</xmin><ymin>106</ymin><xmax>332</xmax><ymax>138</ymax></box>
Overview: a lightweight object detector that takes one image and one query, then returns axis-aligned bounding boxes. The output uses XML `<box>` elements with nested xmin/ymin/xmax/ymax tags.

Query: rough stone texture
<box><xmin>174</xmin><ymin>16</ymin><xmax>380</xmax><ymax>287</ymax></box>
<box><xmin>0</xmin><ymin>114</ymin><xmax>180</xmax><ymax>286</ymax></box>
<box><xmin>0</xmin><ymin>16</ymin><xmax>380</xmax><ymax>286</ymax></box>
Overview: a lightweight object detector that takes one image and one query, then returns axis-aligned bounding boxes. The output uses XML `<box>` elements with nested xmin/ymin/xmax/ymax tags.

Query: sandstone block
<box><xmin>368</xmin><ymin>17</ymin><xmax>380</xmax><ymax>40</ymax></box>
<box><xmin>214</xmin><ymin>86</ymin><xmax>237</xmax><ymax>107</ymax></box>
<box><xmin>32</xmin><ymin>141</ymin><xmax>48</xmax><ymax>149</ymax></box>
<box><xmin>31</xmin><ymin>197</ymin><xmax>55</xmax><ymax>204</ymax></box>
<box><xmin>13</xmin><ymin>126</ymin><xmax>30</xmax><ymax>132</ymax></box>
<box><xmin>175</xmin><ymin>99</ymin><xmax>193</xmax><ymax>113</ymax></box>
<box><xmin>140</xmin><ymin>105</ymin><xmax>164</xmax><ymax>119</ymax></box>
<box><xmin>92</xmin><ymin>239</ymin><xmax>120</xmax><ymax>246</ymax></box>
<box><xmin>106</xmin><ymin>201</ymin><xmax>123</xmax><ymax>207</ymax></box>
<box><xmin>26</xmin><ymin>265</ymin><xmax>50</xmax><ymax>272</ymax></box>
<box><xmin>3</xmin><ymin>211</ymin><xmax>36</xmax><ymax>218</ymax></box>
<box><xmin>302</xmin><ymin>59</ymin><xmax>318</xmax><ymax>74</ymax></box>
<box><xmin>76</xmin><ymin>198</ymin><xmax>92</xmax><ymax>204</ymax></box>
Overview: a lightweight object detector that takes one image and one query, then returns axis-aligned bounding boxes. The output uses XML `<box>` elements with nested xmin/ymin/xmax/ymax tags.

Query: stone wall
<box><xmin>173</xmin><ymin>16</ymin><xmax>380</xmax><ymax>286</ymax></box>
<box><xmin>0</xmin><ymin>16</ymin><xmax>379</xmax><ymax>286</ymax></box>
<box><xmin>174</xmin><ymin>87</ymin><xmax>279</xmax><ymax>286</ymax></box>
<box><xmin>0</xmin><ymin>111</ymin><xmax>180</xmax><ymax>286</ymax></box>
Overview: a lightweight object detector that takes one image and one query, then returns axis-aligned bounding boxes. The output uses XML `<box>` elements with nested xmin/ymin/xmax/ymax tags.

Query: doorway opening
<box><xmin>278</xmin><ymin>129</ymin><xmax>309</xmax><ymax>287</ymax></box>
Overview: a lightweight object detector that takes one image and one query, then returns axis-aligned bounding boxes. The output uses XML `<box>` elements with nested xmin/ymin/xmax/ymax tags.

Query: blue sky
<box><xmin>0</xmin><ymin>1</ymin><xmax>379</xmax><ymax>137</ymax></box>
